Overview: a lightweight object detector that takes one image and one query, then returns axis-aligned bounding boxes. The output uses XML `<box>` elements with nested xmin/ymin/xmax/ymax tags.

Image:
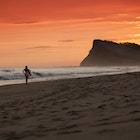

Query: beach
<box><xmin>0</xmin><ymin>72</ymin><xmax>140</xmax><ymax>140</ymax></box>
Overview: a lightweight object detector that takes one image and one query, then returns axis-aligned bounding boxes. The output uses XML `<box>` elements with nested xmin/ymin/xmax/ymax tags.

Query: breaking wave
<box><xmin>0</xmin><ymin>66</ymin><xmax>140</xmax><ymax>86</ymax></box>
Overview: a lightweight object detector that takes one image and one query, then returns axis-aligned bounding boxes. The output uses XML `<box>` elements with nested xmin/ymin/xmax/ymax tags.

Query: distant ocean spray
<box><xmin>0</xmin><ymin>66</ymin><xmax>140</xmax><ymax>86</ymax></box>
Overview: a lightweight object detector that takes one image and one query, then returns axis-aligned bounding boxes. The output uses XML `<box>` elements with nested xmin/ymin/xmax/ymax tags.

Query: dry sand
<box><xmin>0</xmin><ymin>72</ymin><xmax>140</xmax><ymax>140</ymax></box>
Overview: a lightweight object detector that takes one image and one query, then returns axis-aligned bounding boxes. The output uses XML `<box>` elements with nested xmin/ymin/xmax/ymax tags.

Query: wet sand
<box><xmin>0</xmin><ymin>72</ymin><xmax>140</xmax><ymax>140</ymax></box>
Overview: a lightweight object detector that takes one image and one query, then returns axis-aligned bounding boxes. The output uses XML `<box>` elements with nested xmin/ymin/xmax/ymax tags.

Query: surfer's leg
<box><xmin>26</xmin><ymin>76</ymin><xmax>28</xmax><ymax>84</ymax></box>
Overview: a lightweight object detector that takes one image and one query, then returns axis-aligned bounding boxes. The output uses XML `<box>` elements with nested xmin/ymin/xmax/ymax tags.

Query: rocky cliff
<box><xmin>80</xmin><ymin>39</ymin><xmax>140</xmax><ymax>66</ymax></box>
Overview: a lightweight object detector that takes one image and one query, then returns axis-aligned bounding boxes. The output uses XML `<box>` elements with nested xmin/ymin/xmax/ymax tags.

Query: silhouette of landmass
<box><xmin>80</xmin><ymin>39</ymin><xmax>140</xmax><ymax>66</ymax></box>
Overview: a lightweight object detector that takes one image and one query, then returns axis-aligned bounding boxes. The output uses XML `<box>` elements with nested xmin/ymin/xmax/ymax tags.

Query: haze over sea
<box><xmin>0</xmin><ymin>66</ymin><xmax>140</xmax><ymax>86</ymax></box>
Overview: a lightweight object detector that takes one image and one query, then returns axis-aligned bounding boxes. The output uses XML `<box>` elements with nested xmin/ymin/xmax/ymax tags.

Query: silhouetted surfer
<box><xmin>23</xmin><ymin>66</ymin><xmax>31</xmax><ymax>84</ymax></box>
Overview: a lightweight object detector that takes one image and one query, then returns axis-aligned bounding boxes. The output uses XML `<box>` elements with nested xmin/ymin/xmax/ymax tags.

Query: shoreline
<box><xmin>0</xmin><ymin>65</ymin><xmax>140</xmax><ymax>87</ymax></box>
<box><xmin>0</xmin><ymin>72</ymin><xmax>140</xmax><ymax>140</ymax></box>
<box><xmin>0</xmin><ymin>71</ymin><xmax>140</xmax><ymax>87</ymax></box>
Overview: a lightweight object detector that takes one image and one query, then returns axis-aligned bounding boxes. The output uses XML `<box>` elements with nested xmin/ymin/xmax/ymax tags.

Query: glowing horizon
<box><xmin>0</xmin><ymin>0</ymin><xmax>140</xmax><ymax>67</ymax></box>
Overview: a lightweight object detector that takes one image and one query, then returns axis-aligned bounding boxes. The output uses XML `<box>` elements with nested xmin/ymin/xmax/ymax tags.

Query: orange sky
<box><xmin>0</xmin><ymin>0</ymin><xmax>140</xmax><ymax>67</ymax></box>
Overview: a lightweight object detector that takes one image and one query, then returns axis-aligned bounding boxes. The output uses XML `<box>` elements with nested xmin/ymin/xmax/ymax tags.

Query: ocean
<box><xmin>0</xmin><ymin>66</ymin><xmax>140</xmax><ymax>86</ymax></box>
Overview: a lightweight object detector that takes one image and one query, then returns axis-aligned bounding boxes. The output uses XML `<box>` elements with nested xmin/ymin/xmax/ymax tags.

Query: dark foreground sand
<box><xmin>0</xmin><ymin>72</ymin><xmax>140</xmax><ymax>140</ymax></box>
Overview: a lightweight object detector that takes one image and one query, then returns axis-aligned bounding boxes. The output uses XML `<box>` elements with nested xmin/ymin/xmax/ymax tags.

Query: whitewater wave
<box><xmin>0</xmin><ymin>66</ymin><xmax>140</xmax><ymax>86</ymax></box>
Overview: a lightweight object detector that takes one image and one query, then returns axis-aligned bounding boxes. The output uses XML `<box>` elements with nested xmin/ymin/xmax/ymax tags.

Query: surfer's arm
<box><xmin>23</xmin><ymin>69</ymin><xmax>26</xmax><ymax>75</ymax></box>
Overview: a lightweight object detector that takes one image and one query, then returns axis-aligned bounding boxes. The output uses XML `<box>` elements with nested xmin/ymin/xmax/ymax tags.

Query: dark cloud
<box><xmin>14</xmin><ymin>20</ymin><xmax>39</xmax><ymax>24</ymax></box>
<box><xmin>59</xmin><ymin>40</ymin><xmax>75</xmax><ymax>42</ymax></box>
<box><xmin>27</xmin><ymin>46</ymin><xmax>53</xmax><ymax>50</ymax></box>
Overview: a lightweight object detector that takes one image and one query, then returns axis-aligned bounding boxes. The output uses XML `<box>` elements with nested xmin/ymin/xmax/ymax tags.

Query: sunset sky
<box><xmin>0</xmin><ymin>0</ymin><xmax>140</xmax><ymax>67</ymax></box>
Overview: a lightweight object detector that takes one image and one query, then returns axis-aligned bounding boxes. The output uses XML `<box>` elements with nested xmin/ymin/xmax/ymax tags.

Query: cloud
<box><xmin>59</xmin><ymin>40</ymin><xmax>75</xmax><ymax>42</ymax></box>
<box><xmin>133</xmin><ymin>34</ymin><xmax>140</xmax><ymax>38</ymax></box>
<box><xmin>26</xmin><ymin>46</ymin><xmax>53</xmax><ymax>50</ymax></box>
<box><xmin>14</xmin><ymin>20</ymin><xmax>39</xmax><ymax>24</ymax></box>
<box><xmin>0</xmin><ymin>0</ymin><xmax>140</xmax><ymax>24</ymax></box>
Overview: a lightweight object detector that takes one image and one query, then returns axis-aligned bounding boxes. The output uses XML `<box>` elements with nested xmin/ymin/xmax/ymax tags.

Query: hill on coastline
<box><xmin>80</xmin><ymin>39</ymin><xmax>140</xmax><ymax>66</ymax></box>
